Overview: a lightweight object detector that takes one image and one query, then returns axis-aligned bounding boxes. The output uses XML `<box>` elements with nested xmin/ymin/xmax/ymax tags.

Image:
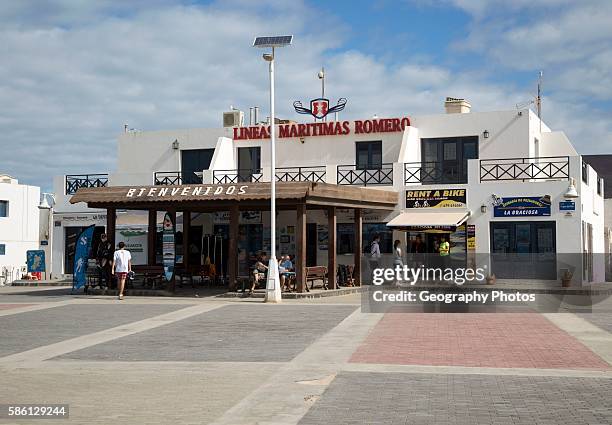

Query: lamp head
<box><xmin>262</xmin><ymin>53</ymin><xmax>274</xmax><ymax>62</ymax></box>
<box><xmin>564</xmin><ymin>178</ymin><xmax>579</xmax><ymax>198</ymax></box>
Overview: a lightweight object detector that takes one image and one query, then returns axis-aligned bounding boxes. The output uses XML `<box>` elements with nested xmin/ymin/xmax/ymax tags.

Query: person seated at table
<box><xmin>278</xmin><ymin>255</ymin><xmax>294</xmax><ymax>292</ymax></box>
<box><xmin>250</xmin><ymin>253</ymin><xmax>268</xmax><ymax>294</ymax></box>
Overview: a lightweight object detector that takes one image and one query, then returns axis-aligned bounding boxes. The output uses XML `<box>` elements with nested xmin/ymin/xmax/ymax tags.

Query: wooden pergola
<box><xmin>70</xmin><ymin>181</ymin><xmax>398</xmax><ymax>292</ymax></box>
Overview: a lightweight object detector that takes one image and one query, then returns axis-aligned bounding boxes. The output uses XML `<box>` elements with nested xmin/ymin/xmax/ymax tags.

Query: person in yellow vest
<box><xmin>439</xmin><ymin>236</ymin><xmax>450</xmax><ymax>272</ymax></box>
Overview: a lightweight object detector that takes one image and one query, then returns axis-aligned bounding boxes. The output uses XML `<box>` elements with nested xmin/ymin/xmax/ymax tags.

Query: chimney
<box><xmin>444</xmin><ymin>97</ymin><xmax>471</xmax><ymax>114</ymax></box>
<box><xmin>249</xmin><ymin>107</ymin><xmax>254</xmax><ymax>126</ymax></box>
<box><xmin>254</xmin><ymin>106</ymin><xmax>259</xmax><ymax>124</ymax></box>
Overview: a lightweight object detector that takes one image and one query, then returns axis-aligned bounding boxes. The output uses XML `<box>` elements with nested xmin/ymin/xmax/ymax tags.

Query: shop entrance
<box><xmin>405</xmin><ymin>225</ymin><xmax>467</xmax><ymax>266</ymax></box>
<box><xmin>490</xmin><ymin>221</ymin><xmax>556</xmax><ymax>279</ymax></box>
<box><xmin>64</xmin><ymin>226</ymin><xmax>105</xmax><ymax>273</ymax></box>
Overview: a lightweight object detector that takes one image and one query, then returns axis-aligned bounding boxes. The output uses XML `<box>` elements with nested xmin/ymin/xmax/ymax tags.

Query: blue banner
<box><xmin>72</xmin><ymin>225</ymin><xmax>95</xmax><ymax>290</ymax></box>
<box><xmin>493</xmin><ymin>196</ymin><xmax>551</xmax><ymax>217</ymax></box>
<box><xmin>162</xmin><ymin>213</ymin><xmax>175</xmax><ymax>282</ymax></box>
<box><xmin>26</xmin><ymin>250</ymin><xmax>46</xmax><ymax>273</ymax></box>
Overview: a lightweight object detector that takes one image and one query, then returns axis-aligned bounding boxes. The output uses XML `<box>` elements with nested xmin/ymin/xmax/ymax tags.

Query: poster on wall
<box><xmin>406</xmin><ymin>188</ymin><xmax>466</xmax><ymax>208</ymax></box>
<box><xmin>317</xmin><ymin>225</ymin><xmax>328</xmax><ymax>250</ymax></box>
<box><xmin>213</xmin><ymin>211</ymin><xmax>261</xmax><ymax>224</ymax></box>
<box><xmin>162</xmin><ymin>213</ymin><xmax>175</xmax><ymax>282</ymax></box>
<box><xmin>27</xmin><ymin>250</ymin><xmax>46</xmax><ymax>273</ymax></box>
<box><xmin>116</xmin><ymin>227</ymin><xmax>148</xmax><ymax>265</ymax></box>
<box><xmin>493</xmin><ymin>196</ymin><xmax>551</xmax><ymax>217</ymax></box>
<box><xmin>467</xmin><ymin>225</ymin><xmax>476</xmax><ymax>251</ymax></box>
<box><xmin>333</xmin><ymin>209</ymin><xmax>387</xmax><ymax>223</ymax></box>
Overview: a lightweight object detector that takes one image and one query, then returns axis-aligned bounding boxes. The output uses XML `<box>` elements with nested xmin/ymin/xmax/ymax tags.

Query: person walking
<box><xmin>393</xmin><ymin>239</ymin><xmax>404</xmax><ymax>286</ymax></box>
<box><xmin>111</xmin><ymin>241</ymin><xmax>132</xmax><ymax>300</ymax></box>
<box><xmin>369</xmin><ymin>234</ymin><xmax>382</xmax><ymax>284</ymax></box>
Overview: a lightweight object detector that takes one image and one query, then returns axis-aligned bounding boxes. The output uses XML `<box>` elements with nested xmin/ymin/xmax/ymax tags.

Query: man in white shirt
<box><xmin>111</xmin><ymin>241</ymin><xmax>132</xmax><ymax>300</ymax></box>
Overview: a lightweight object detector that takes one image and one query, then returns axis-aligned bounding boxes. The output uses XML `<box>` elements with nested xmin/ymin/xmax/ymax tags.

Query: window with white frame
<box><xmin>0</xmin><ymin>200</ymin><xmax>8</xmax><ymax>217</ymax></box>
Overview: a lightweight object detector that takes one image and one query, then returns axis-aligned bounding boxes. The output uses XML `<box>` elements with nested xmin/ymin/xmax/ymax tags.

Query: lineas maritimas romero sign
<box><xmin>233</xmin><ymin>117</ymin><xmax>411</xmax><ymax>141</ymax></box>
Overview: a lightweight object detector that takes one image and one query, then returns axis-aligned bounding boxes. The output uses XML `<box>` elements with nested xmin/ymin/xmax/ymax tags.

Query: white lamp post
<box><xmin>38</xmin><ymin>193</ymin><xmax>56</xmax><ymax>280</ymax></box>
<box><xmin>253</xmin><ymin>35</ymin><xmax>293</xmax><ymax>303</ymax></box>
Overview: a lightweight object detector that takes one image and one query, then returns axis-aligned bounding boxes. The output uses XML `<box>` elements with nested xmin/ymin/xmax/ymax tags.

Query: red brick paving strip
<box><xmin>350</xmin><ymin>313</ymin><xmax>610</xmax><ymax>369</ymax></box>
<box><xmin>0</xmin><ymin>304</ymin><xmax>36</xmax><ymax>310</ymax></box>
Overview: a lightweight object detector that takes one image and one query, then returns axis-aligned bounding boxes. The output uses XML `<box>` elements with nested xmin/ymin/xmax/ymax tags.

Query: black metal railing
<box><xmin>337</xmin><ymin>163</ymin><xmax>393</xmax><ymax>186</ymax></box>
<box><xmin>404</xmin><ymin>162</ymin><xmax>467</xmax><ymax>184</ymax></box>
<box><xmin>154</xmin><ymin>171</ymin><xmax>203</xmax><ymax>186</ymax></box>
<box><xmin>480</xmin><ymin>156</ymin><xmax>570</xmax><ymax>182</ymax></box>
<box><xmin>213</xmin><ymin>168</ymin><xmax>264</xmax><ymax>184</ymax></box>
<box><xmin>65</xmin><ymin>174</ymin><xmax>108</xmax><ymax>194</ymax></box>
<box><xmin>276</xmin><ymin>166</ymin><xmax>326</xmax><ymax>183</ymax></box>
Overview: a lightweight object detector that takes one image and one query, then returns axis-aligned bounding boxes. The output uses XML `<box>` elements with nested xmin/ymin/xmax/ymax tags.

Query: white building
<box><xmin>0</xmin><ymin>174</ymin><xmax>41</xmax><ymax>283</ymax></box>
<box><xmin>54</xmin><ymin>98</ymin><xmax>606</xmax><ymax>285</ymax></box>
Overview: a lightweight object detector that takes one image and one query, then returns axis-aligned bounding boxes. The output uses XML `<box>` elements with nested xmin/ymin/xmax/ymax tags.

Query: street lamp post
<box><xmin>253</xmin><ymin>35</ymin><xmax>292</xmax><ymax>303</ymax></box>
<box><xmin>38</xmin><ymin>193</ymin><xmax>56</xmax><ymax>280</ymax></box>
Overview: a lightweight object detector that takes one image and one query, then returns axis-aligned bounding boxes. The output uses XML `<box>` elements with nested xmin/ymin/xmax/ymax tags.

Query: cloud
<box><xmin>0</xmin><ymin>0</ymin><xmax>610</xmax><ymax>191</ymax></box>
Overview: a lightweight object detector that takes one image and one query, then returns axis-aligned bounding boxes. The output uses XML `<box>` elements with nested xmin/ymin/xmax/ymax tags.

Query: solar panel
<box><xmin>253</xmin><ymin>35</ymin><xmax>293</xmax><ymax>48</ymax></box>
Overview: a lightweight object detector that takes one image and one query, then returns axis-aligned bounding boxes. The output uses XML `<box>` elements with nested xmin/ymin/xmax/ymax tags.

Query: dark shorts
<box><xmin>116</xmin><ymin>272</ymin><xmax>128</xmax><ymax>279</ymax></box>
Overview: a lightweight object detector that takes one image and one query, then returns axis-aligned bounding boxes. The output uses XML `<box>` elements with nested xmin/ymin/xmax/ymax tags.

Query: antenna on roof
<box><xmin>515</xmin><ymin>71</ymin><xmax>544</xmax><ymax>132</ymax></box>
<box><xmin>536</xmin><ymin>71</ymin><xmax>543</xmax><ymax>133</ymax></box>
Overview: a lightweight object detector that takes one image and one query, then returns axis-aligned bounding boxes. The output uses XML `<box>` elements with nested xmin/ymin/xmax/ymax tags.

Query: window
<box><xmin>582</xmin><ymin>161</ymin><xmax>589</xmax><ymax>184</ymax></box>
<box><xmin>0</xmin><ymin>244</ymin><xmax>5</xmax><ymax>255</ymax></box>
<box><xmin>597</xmin><ymin>176</ymin><xmax>603</xmax><ymax>196</ymax></box>
<box><xmin>181</xmin><ymin>149</ymin><xmax>214</xmax><ymax>183</ymax></box>
<box><xmin>238</xmin><ymin>147</ymin><xmax>261</xmax><ymax>181</ymax></box>
<box><xmin>0</xmin><ymin>200</ymin><xmax>7</xmax><ymax>217</ymax></box>
<box><xmin>356</xmin><ymin>141</ymin><xmax>382</xmax><ymax>169</ymax></box>
<box><xmin>420</xmin><ymin>136</ymin><xmax>478</xmax><ymax>183</ymax></box>
<box><xmin>490</xmin><ymin>221</ymin><xmax>557</xmax><ymax>279</ymax></box>
<box><xmin>336</xmin><ymin>222</ymin><xmax>392</xmax><ymax>254</ymax></box>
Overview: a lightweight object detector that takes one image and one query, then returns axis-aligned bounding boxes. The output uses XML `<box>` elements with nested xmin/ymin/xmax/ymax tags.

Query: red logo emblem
<box><xmin>310</xmin><ymin>98</ymin><xmax>329</xmax><ymax>119</ymax></box>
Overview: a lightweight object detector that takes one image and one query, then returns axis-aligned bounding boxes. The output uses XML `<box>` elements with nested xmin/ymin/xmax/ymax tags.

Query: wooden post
<box><xmin>296</xmin><ymin>203</ymin><xmax>307</xmax><ymax>293</ymax></box>
<box><xmin>328</xmin><ymin>206</ymin><xmax>337</xmax><ymax>289</ymax></box>
<box><xmin>148</xmin><ymin>210</ymin><xmax>156</xmax><ymax>265</ymax></box>
<box><xmin>228</xmin><ymin>205</ymin><xmax>239</xmax><ymax>291</ymax></box>
<box><xmin>168</xmin><ymin>209</ymin><xmax>177</xmax><ymax>292</ymax></box>
<box><xmin>183</xmin><ymin>212</ymin><xmax>191</xmax><ymax>269</ymax></box>
<box><xmin>107</xmin><ymin>207</ymin><xmax>116</xmax><ymax>250</ymax></box>
<box><xmin>354</xmin><ymin>208</ymin><xmax>362</xmax><ymax>286</ymax></box>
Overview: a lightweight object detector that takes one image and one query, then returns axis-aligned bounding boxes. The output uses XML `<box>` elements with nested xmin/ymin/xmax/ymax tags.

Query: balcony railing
<box><xmin>154</xmin><ymin>171</ymin><xmax>203</xmax><ymax>186</ymax></box>
<box><xmin>480</xmin><ymin>156</ymin><xmax>570</xmax><ymax>182</ymax></box>
<box><xmin>337</xmin><ymin>164</ymin><xmax>393</xmax><ymax>186</ymax></box>
<box><xmin>213</xmin><ymin>169</ymin><xmax>264</xmax><ymax>184</ymax></box>
<box><xmin>276</xmin><ymin>166</ymin><xmax>326</xmax><ymax>183</ymax></box>
<box><xmin>404</xmin><ymin>162</ymin><xmax>467</xmax><ymax>184</ymax></box>
<box><xmin>65</xmin><ymin>174</ymin><xmax>108</xmax><ymax>195</ymax></box>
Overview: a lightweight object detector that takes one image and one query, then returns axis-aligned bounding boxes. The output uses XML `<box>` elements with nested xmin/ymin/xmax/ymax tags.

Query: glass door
<box><xmin>237</xmin><ymin>147</ymin><xmax>261</xmax><ymax>182</ymax></box>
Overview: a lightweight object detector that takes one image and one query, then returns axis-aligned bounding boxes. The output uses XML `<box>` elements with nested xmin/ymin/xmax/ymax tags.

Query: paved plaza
<box><xmin>0</xmin><ymin>286</ymin><xmax>611</xmax><ymax>424</ymax></box>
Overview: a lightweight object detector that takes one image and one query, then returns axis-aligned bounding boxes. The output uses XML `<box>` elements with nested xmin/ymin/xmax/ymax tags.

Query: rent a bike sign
<box><xmin>493</xmin><ymin>196</ymin><xmax>551</xmax><ymax>217</ymax></box>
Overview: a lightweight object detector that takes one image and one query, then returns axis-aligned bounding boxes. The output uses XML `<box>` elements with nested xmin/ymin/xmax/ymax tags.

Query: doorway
<box><xmin>238</xmin><ymin>147</ymin><xmax>261</xmax><ymax>182</ymax></box>
<box><xmin>490</xmin><ymin>221</ymin><xmax>556</xmax><ymax>279</ymax></box>
<box><xmin>181</xmin><ymin>149</ymin><xmax>214</xmax><ymax>183</ymax></box>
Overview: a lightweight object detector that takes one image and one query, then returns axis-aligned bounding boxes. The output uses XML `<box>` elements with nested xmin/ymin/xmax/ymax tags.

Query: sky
<box><xmin>1</xmin><ymin>0</ymin><xmax>611</xmax><ymax>191</ymax></box>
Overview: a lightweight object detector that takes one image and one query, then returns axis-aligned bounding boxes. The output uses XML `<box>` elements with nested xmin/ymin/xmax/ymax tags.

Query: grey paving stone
<box><xmin>57</xmin><ymin>304</ymin><xmax>357</xmax><ymax>362</ymax></box>
<box><xmin>299</xmin><ymin>372</ymin><xmax>612</xmax><ymax>425</ymax></box>
<box><xmin>0</xmin><ymin>304</ymin><xmax>189</xmax><ymax>357</ymax></box>
<box><xmin>577</xmin><ymin>312</ymin><xmax>612</xmax><ymax>334</ymax></box>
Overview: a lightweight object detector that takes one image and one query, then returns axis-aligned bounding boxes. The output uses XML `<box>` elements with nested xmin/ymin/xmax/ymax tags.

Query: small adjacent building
<box><xmin>0</xmin><ymin>174</ymin><xmax>41</xmax><ymax>283</ymax></box>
